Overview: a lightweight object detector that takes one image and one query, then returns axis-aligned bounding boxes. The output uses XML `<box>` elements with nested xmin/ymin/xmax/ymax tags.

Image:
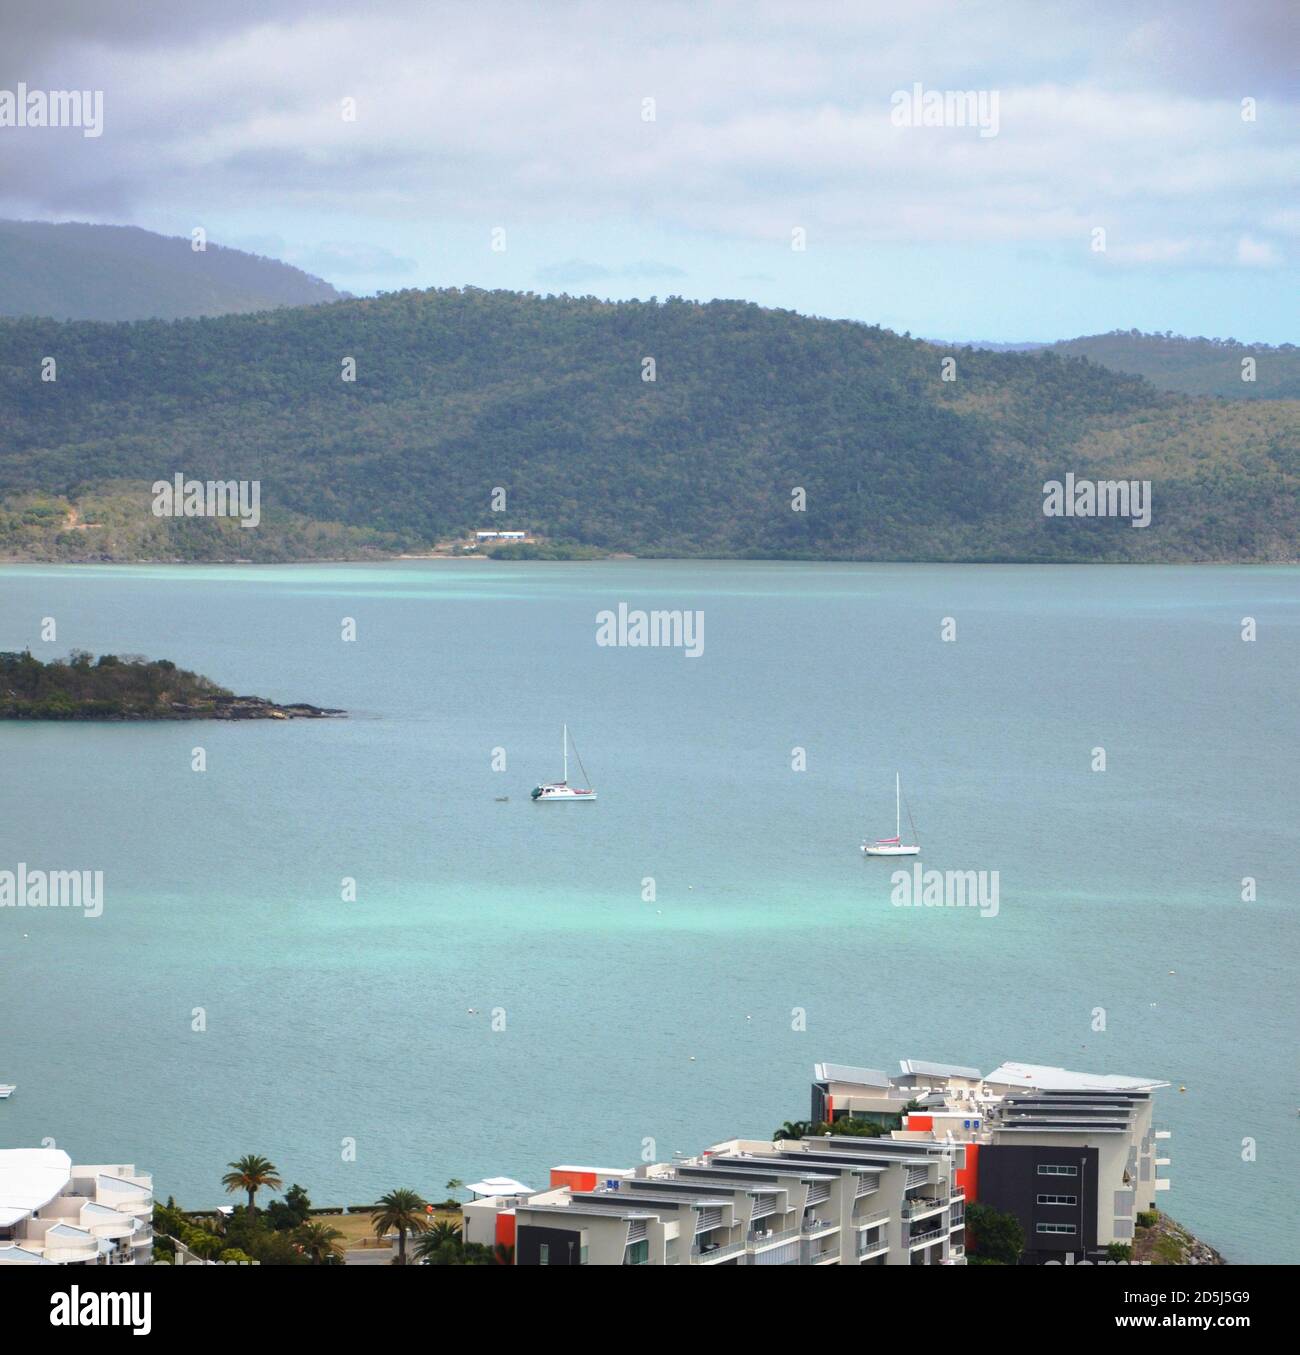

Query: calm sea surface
<box><xmin>1</xmin><ymin>561</ymin><xmax>1296</xmax><ymax>1261</ymax></box>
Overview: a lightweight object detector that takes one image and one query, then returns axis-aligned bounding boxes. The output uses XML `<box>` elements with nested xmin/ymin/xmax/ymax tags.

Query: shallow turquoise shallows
<box><xmin>1</xmin><ymin>561</ymin><xmax>1296</xmax><ymax>1262</ymax></box>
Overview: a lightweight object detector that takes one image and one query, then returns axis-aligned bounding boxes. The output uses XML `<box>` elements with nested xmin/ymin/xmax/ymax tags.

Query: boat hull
<box><xmin>531</xmin><ymin>784</ymin><xmax>597</xmax><ymax>801</ymax></box>
<box><xmin>861</xmin><ymin>843</ymin><xmax>919</xmax><ymax>856</ymax></box>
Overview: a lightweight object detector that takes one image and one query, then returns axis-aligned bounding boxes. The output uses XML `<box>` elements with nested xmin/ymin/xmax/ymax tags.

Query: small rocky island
<box><xmin>0</xmin><ymin>650</ymin><xmax>343</xmax><ymax>720</ymax></box>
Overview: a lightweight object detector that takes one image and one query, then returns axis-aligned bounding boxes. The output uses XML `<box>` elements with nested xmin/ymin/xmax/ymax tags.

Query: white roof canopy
<box><xmin>466</xmin><ymin>1176</ymin><xmax>533</xmax><ymax>1197</ymax></box>
<box><xmin>0</xmin><ymin>1148</ymin><xmax>72</xmax><ymax>1227</ymax></box>
<box><xmin>984</xmin><ymin>1061</ymin><xmax>1168</xmax><ymax>1091</ymax></box>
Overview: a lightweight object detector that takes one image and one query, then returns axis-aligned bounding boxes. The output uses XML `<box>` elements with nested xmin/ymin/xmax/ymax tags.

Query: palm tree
<box><xmin>445</xmin><ymin>1177</ymin><xmax>465</xmax><ymax>1201</ymax></box>
<box><xmin>221</xmin><ymin>1155</ymin><xmax>283</xmax><ymax>1216</ymax></box>
<box><xmin>414</xmin><ymin>1219</ymin><xmax>462</xmax><ymax>1263</ymax></box>
<box><xmin>372</xmin><ymin>1188</ymin><xmax>429</xmax><ymax>1265</ymax></box>
<box><xmin>296</xmin><ymin>1221</ymin><xmax>346</xmax><ymax>1265</ymax></box>
<box><xmin>774</xmin><ymin>1120</ymin><xmax>815</xmax><ymax>1141</ymax></box>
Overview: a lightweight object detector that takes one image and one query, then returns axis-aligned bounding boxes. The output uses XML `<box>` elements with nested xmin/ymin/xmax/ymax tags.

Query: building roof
<box><xmin>983</xmin><ymin>1062</ymin><xmax>1168</xmax><ymax>1092</ymax></box>
<box><xmin>552</xmin><ymin>1165</ymin><xmax>632</xmax><ymax>1177</ymax></box>
<box><xmin>466</xmin><ymin>1176</ymin><xmax>533</xmax><ymax>1197</ymax></box>
<box><xmin>900</xmin><ymin>1059</ymin><xmax>982</xmax><ymax>1080</ymax></box>
<box><xmin>0</xmin><ymin>1148</ymin><xmax>72</xmax><ymax>1228</ymax></box>
<box><xmin>814</xmin><ymin>1062</ymin><xmax>891</xmax><ymax>1088</ymax></box>
<box><xmin>0</xmin><ymin>1243</ymin><xmax>54</xmax><ymax>1264</ymax></box>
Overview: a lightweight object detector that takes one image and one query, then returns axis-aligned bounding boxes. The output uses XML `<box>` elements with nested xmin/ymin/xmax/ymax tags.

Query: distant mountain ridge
<box><xmin>0</xmin><ymin>288</ymin><xmax>1294</xmax><ymax>563</ymax></box>
<box><xmin>0</xmin><ymin>220</ymin><xmax>343</xmax><ymax>321</ymax></box>
<box><xmin>1049</xmin><ymin>330</ymin><xmax>1300</xmax><ymax>400</ymax></box>
<box><xmin>932</xmin><ymin>331</ymin><xmax>1299</xmax><ymax>400</ymax></box>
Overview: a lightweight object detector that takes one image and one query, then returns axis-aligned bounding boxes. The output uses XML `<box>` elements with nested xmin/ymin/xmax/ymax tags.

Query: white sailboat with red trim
<box><xmin>531</xmin><ymin>724</ymin><xmax>598</xmax><ymax>801</ymax></box>
<box><xmin>861</xmin><ymin>772</ymin><xmax>919</xmax><ymax>856</ymax></box>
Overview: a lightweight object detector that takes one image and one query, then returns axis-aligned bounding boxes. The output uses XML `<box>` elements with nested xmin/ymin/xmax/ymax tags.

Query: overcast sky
<box><xmin>1</xmin><ymin>0</ymin><xmax>1296</xmax><ymax>340</ymax></box>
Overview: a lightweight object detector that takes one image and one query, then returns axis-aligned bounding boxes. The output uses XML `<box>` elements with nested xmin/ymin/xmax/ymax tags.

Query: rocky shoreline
<box><xmin>168</xmin><ymin>695</ymin><xmax>345</xmax><ymax>720</ymax></box>
<box><xmin>0</xmin><ymin>652</ymin><xmax>346</xmax><ymax>721</ymax></box>
<box><xmin>1135</xmin><ymin>1213</ymin><xmax>1227</xmax><ymax>1266</ymax></box>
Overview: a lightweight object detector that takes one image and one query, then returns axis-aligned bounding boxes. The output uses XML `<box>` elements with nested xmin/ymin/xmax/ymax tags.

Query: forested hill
<box><xmin>0</xmin><ymin>288</ymin><xmax>1294</xmax><ymax>562</ymax></box>
<box><xmin>1050</xmin><ymin>330</ymin><xmax>1300</xmax><ymax>400</ymax></box>
<box><xmin>0</xmin><ymin>220</ymin><xmax>342</xmax><ymax>321</ymax></box>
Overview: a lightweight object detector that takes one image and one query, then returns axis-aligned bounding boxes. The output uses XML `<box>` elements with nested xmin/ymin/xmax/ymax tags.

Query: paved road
<box><xmin>345</xmin><ymin>1244</ymin><xmax>397</xmax><ymax>1265</ymax></box>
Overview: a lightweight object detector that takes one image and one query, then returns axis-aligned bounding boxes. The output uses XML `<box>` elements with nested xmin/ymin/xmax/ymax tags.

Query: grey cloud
<box><xmin>0</xmin><ymin>0</ymin><xmax>1293</xmax><ymax>265</ymax></box>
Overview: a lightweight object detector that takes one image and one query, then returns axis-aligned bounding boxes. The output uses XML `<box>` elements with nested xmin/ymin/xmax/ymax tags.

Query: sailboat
<box><xmin>531</xmin><ymin>725</ymin><xmax>598</xmax><ymax>801</ymax></box>
<box><xmin>861</xmin><ymin>772</ymin><xmax>919</xmax><ymax>856</ymax></box>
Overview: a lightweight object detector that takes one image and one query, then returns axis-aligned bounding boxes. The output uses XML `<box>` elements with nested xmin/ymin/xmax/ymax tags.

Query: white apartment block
<box><xmin>0</xmin><ymin>1149</ymin><xmax>153</xmax><ymax>1266</ymax></box>
<box><xmin>819</xmin><ymin>1056</ymin><xmax>1172</xmax><ymax>1263</ymax></box>
<box><xmin>464</xmin><ymin>1136</ymin><xmax>968</xmax><ymax>1266</ymax></box>
<box><xmin>464</xmin><ymin>1054</ymin><xmax>1170</xmax><ymax>1266</ymax></box>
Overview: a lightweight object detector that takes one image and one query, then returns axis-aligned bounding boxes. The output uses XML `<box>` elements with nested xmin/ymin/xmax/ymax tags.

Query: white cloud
<box><xmin>0</xmin><ymin>1</ymin><xmax>1293</xmax><ymax>271</ymax></box>
<box><xmin>1235</xmin><ymin>235</ymin><xmax>1281</xmax><ymax>267</ymax></box>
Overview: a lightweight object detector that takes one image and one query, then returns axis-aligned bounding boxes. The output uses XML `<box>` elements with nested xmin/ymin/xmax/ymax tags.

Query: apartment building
<box><xmin>0</xmin><ymin>1148</ymin><xmax>153</xmax><ymax>1266</ymax></box>
<box><xmin>464</xmin><ymin>1134</ymin><xmax>968</xmax><ymax>1266</ymax></box>
<box><xmin>824</xmin><ymin>1056</ymin><xmax>1171</xmax><ymax>1264</ymax></box>
<box><xmin>463</xmin><ymin>1054</ymin><xmax>1170</xmax><ymax>1267</ymax></box>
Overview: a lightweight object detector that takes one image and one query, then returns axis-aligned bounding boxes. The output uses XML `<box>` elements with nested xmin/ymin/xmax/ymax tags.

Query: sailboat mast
<box><xmin>563</xmin><ymin>723</ymin><xmax>568</xmax><ymax>783</ymax></box>
<box><xmin>895</xmin><ymin>772</ymin><xmax>901</xmax><ymax>839</ymax></box>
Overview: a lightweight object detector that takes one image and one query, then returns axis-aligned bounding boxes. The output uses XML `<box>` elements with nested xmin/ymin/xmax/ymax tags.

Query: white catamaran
<box><xmin>861</xmin><ymin>772</ymin><xmax>919</xmax><ymax>856</ymax></box>
<box><xmin>531</xmin><ymin>725</ymin><xmax>597</xmax><ymax>801</ymax></box>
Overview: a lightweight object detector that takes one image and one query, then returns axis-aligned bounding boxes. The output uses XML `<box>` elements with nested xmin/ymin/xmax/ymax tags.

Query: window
<box><xmin>1036</xmin><ymin>1222</ymin><xmax>1078</xmax><ymax>1235</ymax></box>
<box><xmin>1037</xmin><ymin>1164</ymin><xmax>1078</xmax><ymax>1177</ymax></box>
<box><xmin>1037</xmin><ymin>1194</ymin><xmax>1078</xmax><ymax>1206</ymax></box>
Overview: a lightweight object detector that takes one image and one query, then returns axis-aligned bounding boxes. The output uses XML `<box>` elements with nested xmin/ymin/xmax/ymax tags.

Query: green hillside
<box><xmin>0</xmin><ymin>288</ymin><xmax>1294</xmax><ymax>562</ymax></box>
<box><xmin>0</xmin><ymin>220</ymin><xmax>342</xmax><ymax>322</ymax></box>
<box><xmin>1051</xmin><ymin>330</ymin><xmax>1300</xmax><ymax>400</ymax></box>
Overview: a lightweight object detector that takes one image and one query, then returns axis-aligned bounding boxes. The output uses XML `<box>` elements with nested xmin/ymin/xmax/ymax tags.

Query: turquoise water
<box><xmin>1</xmin><ymin>561</ymin><xmax>1296</xmax><ymax>1261</ymax></box>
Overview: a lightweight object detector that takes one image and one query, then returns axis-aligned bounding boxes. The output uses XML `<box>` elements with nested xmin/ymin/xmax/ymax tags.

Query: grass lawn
<box><xmin>313</xmin><ymin>1208</ymin><xmax>461</xmax><ymax>1250</ymax></box>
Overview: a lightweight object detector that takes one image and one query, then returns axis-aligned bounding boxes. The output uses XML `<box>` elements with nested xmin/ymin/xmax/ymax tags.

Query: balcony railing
<box><xmin>901</xmin><ymin>1197</ymin><xmax>947</xmax><ymax>1219</ymax></box>
<box><xmin>907</xmin><ymin>1225</ymin><xmax>946</xmax><ymax>1248</ymax></box>
<box><xmin>802</xmin><ymin>1216</ymin><xmax>839</xmax><ymax>1236</ymax></box>
<box><xmin>749</xmin><ymin>1224</ymin><xmax>800</xmax><ymax>1249</ymax></box>
<box><xmin>853</xmin><ymin>1208</ymin><xmax>890</xmax><ymax>1230</ymax></box>
<box><xmin>691</xmin><ymin>1238</ymin><xmax>747</xmax><ymax>1263</ymax></box>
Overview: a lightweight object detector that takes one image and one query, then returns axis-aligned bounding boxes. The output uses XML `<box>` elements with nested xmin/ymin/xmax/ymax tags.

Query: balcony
<box><xmin>902</xmin><ymin>1197</ymin><xmax>948</xmax><ymax>1220</ymax></box>
<box><xmin>691</xmin><ymin>1238</ymin><xmax>747</xmax><ymax>1264</ymax></box>
<box><xmin>748</xmin><ymin>1224</ymin><xmax>800</xmax><ymax>1251</ymax></box>
<box><xmin>750</xmin><ymin>1240</ymin><xmax>801</xmax><ymax>1266</ymax></box>
<box><xmin>907</xmin><ymin>1224</ymin><xmax>947</xmax><ymax>1249</ymax></box>
<box><xmin>853</xmin><ymin>1208</ymin><xmax>890</xmax><ymax>1230</ymax></box>
<box><xmin>801</xmin><ymin>1216</ymin><xmax>839</xmax><ymax>1237</ymax></box>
